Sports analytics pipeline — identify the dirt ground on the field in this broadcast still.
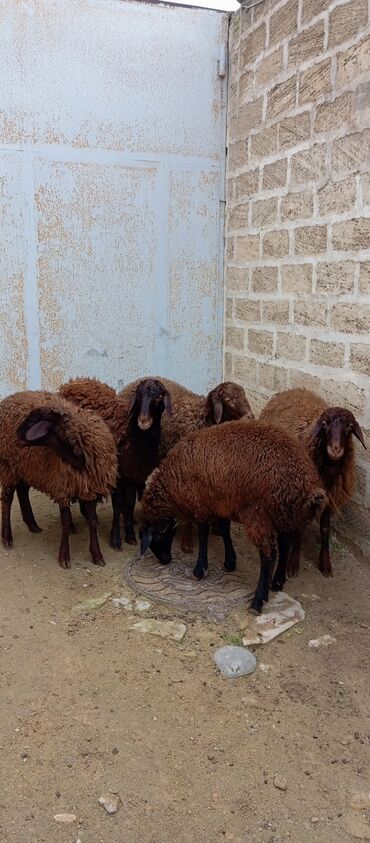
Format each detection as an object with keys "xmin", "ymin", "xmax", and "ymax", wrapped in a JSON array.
[{"xmin": 0, "ymin": 492, "xmax": 369, "ymax": 843}]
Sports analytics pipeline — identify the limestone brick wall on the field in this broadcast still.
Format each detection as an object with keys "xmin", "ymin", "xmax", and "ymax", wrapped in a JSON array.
[{"xmin": 225, "ymin": 0, "xmax": 370, "ymax": 554}]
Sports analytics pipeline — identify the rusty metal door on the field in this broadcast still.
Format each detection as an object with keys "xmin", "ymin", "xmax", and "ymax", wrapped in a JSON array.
[{"xmin": 0, "ymin": 0, "xmax": 228, "ymax": 396}]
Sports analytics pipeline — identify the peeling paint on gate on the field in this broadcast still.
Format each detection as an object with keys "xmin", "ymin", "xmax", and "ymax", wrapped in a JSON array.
[{"xmin": 0, "ymin": 0, "xmax": 228, "ymax": 394}]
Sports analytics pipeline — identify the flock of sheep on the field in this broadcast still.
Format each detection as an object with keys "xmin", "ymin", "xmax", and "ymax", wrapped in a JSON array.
[{"xmin": 0, "ymin": 375, "xmax": 365, "ymax": 613}]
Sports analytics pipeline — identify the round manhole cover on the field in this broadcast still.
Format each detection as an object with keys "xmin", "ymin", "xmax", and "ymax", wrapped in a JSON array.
[{"xmin": 123, "ymin": 536, "xmax": 255, "ymax": 619}]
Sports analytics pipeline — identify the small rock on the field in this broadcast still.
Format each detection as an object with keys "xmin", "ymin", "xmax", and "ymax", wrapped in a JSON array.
[
  {"xmin": 311, "ymin": 817, "xmax": 320, "ymax": 824},
  {"xmin": 207, "ymin": 754, "xmax": 216, "ymax": 762},
  {"xmin": 73, "ymin": 593, "xmax": 111, "ymax": 612},
  {"xmin": 21, "ymin": 751, "xmax": 28, "ymax": 759},
  {"xmin": 308, "ymin": 634, "xmax": 337, "ymax": 648},
  {"xmin": 112, "ymin": 596, "xmax": 132, "ymax": 610},
  {"xmin": 134, "ymin": 598, "xmax": 151, "ymax": 612},
  {"xmin": 214, "ymin": 646, "xmax": 257, "ymax": 678},
  {"xmin": 351, "ymin": 792, "xmax": 370, "ymax": 811},
  {"xmin": 129, "ymin": 619, "xmax": 186, "ymax": 642},
  {"xmin": 273, "ymin": 774, "xmax": 287, "ymax": 791},
  {"xmin": 112, "ymin": 746, "xmax": 119, "ymax": 755},
  {"xmin": 54, "ymin": 813, "xmax": 77, "ymax": 824},
  {"xmin": 98, "ymin": 793, "xmax": 120, "ymax": 814}
]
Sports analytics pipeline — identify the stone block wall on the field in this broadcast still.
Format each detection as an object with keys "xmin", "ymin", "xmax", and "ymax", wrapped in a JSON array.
[{"xmin": 225, "ymin": 0, "xmax": 370, "ymax": 555}]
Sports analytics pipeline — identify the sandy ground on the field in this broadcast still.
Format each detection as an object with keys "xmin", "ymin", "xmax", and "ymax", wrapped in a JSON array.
[{"xmin": 0, "ymin": 491, "xmax": 369, "ymax": 843}]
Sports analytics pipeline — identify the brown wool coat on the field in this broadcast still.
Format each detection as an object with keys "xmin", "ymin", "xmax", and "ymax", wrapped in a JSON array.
[
  {"xmin": 141, "ymin": 420, "xmax": 326, "ymax": 541},
  {"xmin": 0, "ymin": 391, "xmax": 117, "ymax": 507},
  {"xmin": 259, "ymin": 388, "xmax": 356, "ymax": 511}
]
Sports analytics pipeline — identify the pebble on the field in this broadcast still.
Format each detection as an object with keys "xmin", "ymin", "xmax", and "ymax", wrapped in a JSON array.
[
  {"xmin": 311, "ymin": 817, "xmax": 320, "ymax": 824},
  {"xmin": 98, "ymin": 793, "xmax": 120, "ymax": 814},
  {"xmin": 351, "ymin": 792, "xmax": 370, "ymax": 810},
  {"xmin": 54, "ymin": 813, "xmax": 77, "ymax": 824},
  {"xmin": 112, "ymin": 746, "xmax": 119, "ymax": 755},
  {"xmin": 308, "ymin": 634, "xmax": 337, "ymax": 648},
  {"xmin": 21, "ymin": 751, "xmax": 28, "ymax": 759},
  {"xmin": 273, "ymin": 774, "xmax": 287, "ymax": 791}
]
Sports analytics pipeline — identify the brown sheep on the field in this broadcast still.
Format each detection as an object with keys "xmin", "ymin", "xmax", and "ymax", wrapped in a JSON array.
[
  {"xmin": 59, "ymin": 377, "xmax": 172, "ymax": 548},
  {"xmin": 139, "ymin": 420, "xmax": 327, "ymax": 613},
  {"xmin": 0, "ymin": 391, "xmax": 117, "ymax": 568},
  {"xmin": 119, "ymin": 376, "xmax": 254, "ymax": 551},
  {"xmin": 259, "ymin": 388, "xmax": 366, "ymax": 577}
]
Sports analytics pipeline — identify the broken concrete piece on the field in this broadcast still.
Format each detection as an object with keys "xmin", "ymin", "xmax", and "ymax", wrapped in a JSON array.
[
  {"xmin": 98, "ymin": 793, "xmax": 119, "ymax": 814},
  {"xmin": 73, "ymin": 593, "xmax": 111, "ymax": 612},
  {"xmin": 54, "ymin": 813, "xmax": 77, "ymax": 824},
  {"xmin": 214, "ymin": 645, "xmax": 256, "ymax": 678},
  {"xmin": 112, "ymin": 596, "xmax": 132, "ymax": 610},
  {"xmin": 242, "ymin": 592, "xmax": 305, "ymax": 645},
  {"xmin": 129, "ymin": 618, "xmax": 186, "ymax": 642},
  {"xmin": 308, "ymin": 634, "xmax": 337, "ymax": 648}
]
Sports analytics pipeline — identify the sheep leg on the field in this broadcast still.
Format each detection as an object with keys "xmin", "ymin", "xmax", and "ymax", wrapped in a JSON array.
[
  {"xmin": 84, "ymin": 500, "xmax": 105, "ymax": 566},
  {"xmin": 1, "ymin": 485, "xmax": 15, "ymax": 548},
  {"xmin": 110, "ymin": 489, "xmax": 122, "ymax": 550},
  {"xmin": 79, "ymin": 499, "xmax": 99, "ymax": 525},
  {"xmin": 319, "ymin": 506, "xmax": 333, "ymax": 577},
  {"xmin": 217, "ymin": 518, "xmax": 237, "ymax": 572},
  {"xmin": 58, "ymin": 506, "xmax": 72, "ymax": 569},
  {"xmin": 122, "ymin": 480, "xmax": 137, "ymax": 545},
  {"xmin": 287, "ymin": 530, "xmax": 302, "ymax": 577},
  {"xmin": 16, "ymin": 482, "xmax": 42, "ymax": 533},
  {"xmin": 251, "ymin": 539, "xmax": 277, "ymax": 614},
  {"xmin": 271, "ymin": 532, "xmax": 291, "ymax": 591},
  {"xmin": 193, "ymin": 522, "xmax": 210, "ymax": 579},
  {"xmin": 181, "ymin": 520, "xmax": 193, "ymax": 554}
]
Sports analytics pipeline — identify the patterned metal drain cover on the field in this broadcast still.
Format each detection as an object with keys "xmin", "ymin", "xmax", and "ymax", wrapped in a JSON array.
[{"xmin": 123, "ymin": 536, "xmax": 256, "ymax": 618}]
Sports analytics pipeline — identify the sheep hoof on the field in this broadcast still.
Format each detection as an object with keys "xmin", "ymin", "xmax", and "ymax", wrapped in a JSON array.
[
  {"xmin": 319, "ymin": 565, "xmax": 333, "ymax": 578},
  {"xmin": 2, "ymin": 536, "xmax": 13, "ymax": 549},
  {"xmin": 110, "ymin": 535, "xmax": 122, "ymax": 551},
  {"xmin": 250, "ymin": 597, "xmax": 263, "ymax": 614},
  {"xmin": 125, "ymin": 535, "xmax": 137, "ymax": 546},
  {"xmin": 224, "ymin": 559, "xmax": 236, "ymax": 572},
  {"xmin": 29, "ymin": 524, "xmax": 42, "ymax": 534},
  {"xmin": 93, "ymin": 557, "xmax": 106, "ymax": 567},
  {"xmin": 58, "ymin": 556, "xmax": 71, "ymax": 569},
  {"xmin": 271, "ymin": 577, "xmax": 285, "ymax": 592},
  {"xmin": 193, "ymin": 565, "xmax": 205, "ymax": 580}
]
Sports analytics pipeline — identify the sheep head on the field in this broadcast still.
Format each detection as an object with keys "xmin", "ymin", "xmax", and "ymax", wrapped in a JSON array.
[
  {"xmin": 310, "ymin": 407, "xmax": 366, "ymax": 461},
  {"xmin": 17, "ymin": 407, "xmax": 86, "ymax": 470},
  {"xmin": 204, "ymin": 381, "xmax": 254, "ymax": 425},
  {"xmin": 128, "ymin": 378, "xmax": 172, "ymax": 431},
  {"xmin": 140, "ymin": 516, "xmax": 177, "ymax": 564}
]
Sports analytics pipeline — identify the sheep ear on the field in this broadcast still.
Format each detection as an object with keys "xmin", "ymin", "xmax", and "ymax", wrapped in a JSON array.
[
  {"xmin": 163, "ymin": 391, "xmax": 172, "ymax": 416},
  {"xmin": 311, "ymin": 417, "xmax": 323, "ymax": 440},
  {"xmin": 127, "ymin": 392, "xmax": 138, "ymax": 421},
  {"xmin": 17, "ymin": 409, "xmax": 62, "ymax": 444},
  {"xmin": 352, "ymin": 420, "xmax": 366, "ymax": 449},
  {"xmin": 140, "ymin": 526, "xmax": 153, "ymax": 555},
  {"xmin": 212, "ymin": 397, "xmax": 223, "ymax": 424}
]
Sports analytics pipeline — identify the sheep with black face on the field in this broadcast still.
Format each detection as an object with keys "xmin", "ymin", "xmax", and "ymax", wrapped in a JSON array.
[
  {"xmin": 59, "ymin": 376, "xmax": 172, "ymax": 548},
  {"xmin": 259, "ymin": 388, "xmax": 366, "ymax": 577},
  {"xmin": 119, "ymin": 376, "xmax": 254, "ymax": 552}
]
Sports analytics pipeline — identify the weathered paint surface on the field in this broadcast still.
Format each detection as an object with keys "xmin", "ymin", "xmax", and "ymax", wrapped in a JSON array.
[{"xmin": 0, "ymin": 0, "xmax": 228, "ymax": 395}]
